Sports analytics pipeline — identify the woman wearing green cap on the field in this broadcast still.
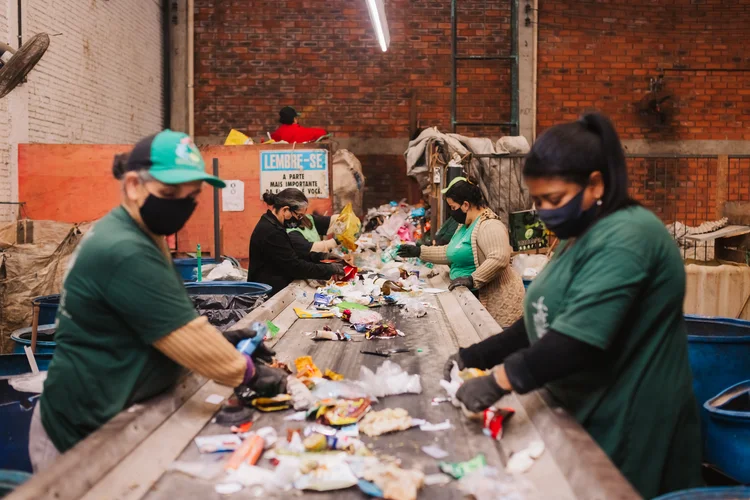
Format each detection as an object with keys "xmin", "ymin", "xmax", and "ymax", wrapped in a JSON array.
[
  {"xmin": 398, "ymin": 176, "xmax": 525, "ymax": 327},
  {"xmin": 28, "ymin": 131, "xmax": 288, "ymax": 472}
]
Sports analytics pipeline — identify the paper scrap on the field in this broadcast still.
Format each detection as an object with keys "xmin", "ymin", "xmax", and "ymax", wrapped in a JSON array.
[
  {"xmin": 284, "ymin": 411, "xmax": 308, "ymax": 421},
  {"xmin": 424, "ymin": 473, "xmax": 453, "ymax": 486},
  {"xmin": 215, "ymin": 482, "xmax": 243, "ymax": 495},
  {"xmin": 421, "ymin": 288, "xmax": 448, "ymax": 294},
  {"xmin": 420, "ymin": 419, "xmax": 453, "ymax": 432},
  {"xmin": 422, "ymin": 445, "xmax": 449, "ymax": 459},
  {"xmin": 205, "ymin": 394, "xmax": 225, "ymax": 405},
  {"xmin": 194, "ymin": 434, "xmax": 242, "ymax": 453}
]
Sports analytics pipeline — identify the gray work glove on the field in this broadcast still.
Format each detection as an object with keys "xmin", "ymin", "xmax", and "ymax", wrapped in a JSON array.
[
  {"xmin": 456, "ymin": 374, "xmax": 509, "ymax": 413},
  {"xmin": 223, "ymin": 326, "xmax": 276, "ymax": 363},
  {"xmin": 249, "ymin": 361, "xmax": 289, "ymax": 397},
  {"xmin": 397, "ymin": 244, "xmax": 421, "ymax": 259},
  {"xmin": 443, "ymin": 351, "xmax": 465, "ymax": 381},
  {"xmin": 449, "ymin": 275, "xmax": 474, "ymax": 291},
  {"xmin": 329, "ymin": 262, "xmax": 347, "ymax": 277}
]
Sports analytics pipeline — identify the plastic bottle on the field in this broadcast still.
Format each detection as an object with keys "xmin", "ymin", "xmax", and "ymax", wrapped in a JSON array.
[{"xmin": 236, "ymin": 322, "xmax": 268, "ymax": 356}]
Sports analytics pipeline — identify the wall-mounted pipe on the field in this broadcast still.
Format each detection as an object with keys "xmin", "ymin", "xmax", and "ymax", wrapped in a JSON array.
[
  {"xmin": 161, "ymin": 0, "xmax": 172, "ymax": 130},
  {"xmin": 531, "ymin": 0, "xmax": 538, "ymax": 141},
  {"xmin": 187, "ymin": 0, "xmax": 195, "ymax": 138},
  {"xmin": 17, "ymin": 0, "xmax": 22, "ymax": 47}
]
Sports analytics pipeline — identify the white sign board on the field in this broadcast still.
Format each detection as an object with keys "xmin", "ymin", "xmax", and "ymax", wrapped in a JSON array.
[
  {"xmin": 259, "ymin": 150, "xmax": 329, "ymax": 199},
  {"xmin": 222, "ymin": 180, "xmax": 245, "ymax": 212}
]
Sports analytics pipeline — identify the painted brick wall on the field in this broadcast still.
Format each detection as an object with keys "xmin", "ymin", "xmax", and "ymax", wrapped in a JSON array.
[
  {"xmin": 536, "ymin": 0, "xmax": 750, "ymax": 140},
  {"xmin": 24, "ymin": 0, "xmax": 164, "ymax": 143},
  {"xmin": 0, "ymin": 2, "xmax": 11, "ymax": 219},
  {"xmin": 0, "ymin": 0, "xmax": 164, "ymax": 222},
  {"xmin": 193, "ymin": 0, "xmax": 513, "ymax": 140}
]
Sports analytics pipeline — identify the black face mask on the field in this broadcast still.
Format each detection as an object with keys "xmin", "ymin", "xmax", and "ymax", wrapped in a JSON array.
[
  {"xmin": 537, "ymin": 189, "xmax": 598, "ymax": 240},
  {"xmin": 140, "ymin": 194, "xmax": 197, "ymax": 235},
  {"xmin": 284, "ymin": 216, "xmax": 300, "ymax": 229},
  {"xmin": 450, "ymin": 206, "xmax": 468, "ymax": 225}
]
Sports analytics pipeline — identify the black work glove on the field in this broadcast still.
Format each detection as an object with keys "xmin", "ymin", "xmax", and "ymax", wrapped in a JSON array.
[
  {"xmin": 329, "ymin": 262, "xmax": 347, "ymax": 277},
  {"xmin": 223, "ymin": 326, "xmax": 276, "ymax": 363},
  {"xmin": 449, "ymin": 275, "xmax": 474, "ymax": 291},
  {"xmin": 443, "ymin": 351, "xmax": 466, "ymax": 381},
  {"xmin": 248, "ymin": 362, "xmax": 289, "ymax": 397},
  {"xmin": 397, "ymin": 244, "xmax": 421, "ymax": 259},
  {"xmin": 456, "ymin": 373, "xmax": 509, "ymax": 413}
]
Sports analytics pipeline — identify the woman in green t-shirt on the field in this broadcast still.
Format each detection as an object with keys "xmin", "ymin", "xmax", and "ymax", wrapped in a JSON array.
[
  {"xmin": 398, "ymin": 177, "xmax": 525, "ymax": 327},
  {"xmin": 446, "ymin": 113, "xmax": 703, "ymax": 498}
]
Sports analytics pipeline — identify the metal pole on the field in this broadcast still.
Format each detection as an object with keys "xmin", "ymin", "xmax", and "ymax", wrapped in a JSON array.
[
  {"xmin": 212, "ymin": 158, "xmax": 221, "ymax": 260},
  {"xmin": 510, "ymin": 0, "xmax": 519, "ymax": 136},
  {"xmin": 451, "ymin": 0, "xmax": 457, "ymax": 133},
  {"xmin": 16, "ymin": 0, "xmax": 22, "ymax": 47}
]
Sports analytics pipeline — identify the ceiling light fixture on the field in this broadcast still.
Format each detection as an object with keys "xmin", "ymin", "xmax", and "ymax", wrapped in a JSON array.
[{"xmin": 365, "ymin": 0, "xmax": 390, "ymax": 52}]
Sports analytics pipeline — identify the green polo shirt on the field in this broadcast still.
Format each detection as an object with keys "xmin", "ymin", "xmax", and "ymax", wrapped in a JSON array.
[
  {"xmin": 524, "ymin": 205, "xmax": 702, "ymax": 498},
  {"xmin": 40, "ymin": 207, "xmax": 198, "ymax": 452}
]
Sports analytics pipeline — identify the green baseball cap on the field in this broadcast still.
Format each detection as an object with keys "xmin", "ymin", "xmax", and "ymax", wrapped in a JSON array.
[
  {"xmin": 441, "ymin": 176, "xmax": 467, "ymax": 194},
  {"xmin": 127, "ymin": 130, "xmax": 226, "ymax": 188}
]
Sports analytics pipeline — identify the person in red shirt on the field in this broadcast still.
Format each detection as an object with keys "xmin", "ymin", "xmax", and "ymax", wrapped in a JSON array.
[{"xmin": 270, "ymin": 106, "xmax": 328, "ymax": 143}]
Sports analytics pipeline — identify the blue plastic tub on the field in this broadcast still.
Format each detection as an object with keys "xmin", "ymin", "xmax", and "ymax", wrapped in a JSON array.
[
  {"xmin": 31, "ymin": 295, "xmax": 60, "ymax": 326},
  {"xmin": 0, "ymin": 354, "xmax": 53, "ymax": 376},
  {"xmin": 685, "ymin": 315, "xmax": 750, "ymax": 409},
  {"xmin": 0, "ymin": 469, "xmax": 32, "ymax": 498},
  {"xmin": 9, "ymin": 325, "xmax": 56, "ymax": 355},
  {"xmin": 173, "ymin": 258, "xmax": 217, "ymax": 282},
  {"xmin": 0, "ymin": 353, "xmax": 48, "ymax": 473},
  {"xmin": 703, "ymin": 380, "xmax": 750, "ymax": 483},
  {"xmin": 184, "ymin": 281, "xmax": 271, "ymax": 296},
  {"xmin": 653, "ymin": 487, "xmax": 750, "ymax": 499}
]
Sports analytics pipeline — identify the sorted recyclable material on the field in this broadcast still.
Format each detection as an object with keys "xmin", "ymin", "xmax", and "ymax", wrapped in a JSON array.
[
  {"xmin": 313, "ymin": 293, "xmax": 335, "ymax": 308},
  {"xmin": 194, "ymin": 434, "xmax": 243, "ymax": 453},
  {"xmin": 312, "ymin": 398, "xmax": 372, "ymax": 426},
  {"xmin": 358, "ymin": 360, "xmax": 422, "ymax": 397},
  {"xmin": 422, "ymin": 445, "xmax": 449, "ymax": 459},
  {"xmin": 439, "ymin": 454, "xmax": 487, "ymax": 480},
  {"xmin": 225, "ymin": 434, "xmax": 266, "ymax": 470},
  {"xmin": 459, "ymin": 465, "xmax": 538, "ymax": 500},
  {"xmin": 206, "ymin": 259, "xmax": 247, "ymax": 281},
  {"xmin": 362, "ymin": 462, "xmax": 425, "ymax": 500},
  {"xmin": 505, "ymin": 440, "xmax": 545, "ymax": 474},
  {"xmin": 251, "ymin": 394, "xmax": 292, "ymax": 412},
  {"xmin": 295, "ymin": 356, "xmax": 323, "ymax": 378},
  {"xmin": 306, "ymin": 327, "xmax": 350, "ymax": 341},
  {"xmin": 294, "ymin": 457, "xmax": 359, "ymax": 491},
  {"xmin": 295, "ymin": 308, "xmax": 336, "ymax": 319},
  {"xmin": 483, "ymin": 407, "xmax": 515, "ymax": 440},
  {"xmin": 288, "ymin": 376, "xmax": 317, "ymax": 410},
  {"xmin": 360, "ymin": 408, "xmax": 413, "ymax": 437},
  {"xmin": 331, "ymin": 203, "xmax": 362, "ymax": 251}
]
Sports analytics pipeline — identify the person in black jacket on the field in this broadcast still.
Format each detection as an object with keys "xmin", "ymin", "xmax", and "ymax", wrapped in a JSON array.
[{"xmin": 249, "ymin": 189, "xmax": 345, "ymax": 296}]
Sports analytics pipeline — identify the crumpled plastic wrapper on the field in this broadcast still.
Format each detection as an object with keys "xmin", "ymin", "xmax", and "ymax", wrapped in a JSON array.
[
  {"xmin": 363, "ymin": 462, "xmax": 425, "ymax": 500},
  {"xmin": 458, "ymin": 465, "xmax": 538, "ymax": 500},
  {"xmin": 359, "ymin": 408, "xmax": 414, "ymax": 437},
  {"xmin": 287, "ymin": 376, "xmax": 316, "ymax": 410},
  {"xmin": 358, "ymin": 360, "xmax": 421, "ymax": 398}
]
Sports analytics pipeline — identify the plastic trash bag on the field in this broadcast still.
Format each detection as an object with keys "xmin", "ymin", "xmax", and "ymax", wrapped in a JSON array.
[
  {"xmin": 206, "ymin": 259, "xmax": 246, "ymax": 281},
  {"xmin": 358, "ymin": 360, "xmax": 421, "ymax": 398},
  {"xmin": 189, "ymin": 293, "xmax": 267, "ymax": 332},
  {"xmin": 458, "ymin": 466, "xmax": 538, "ymax": 500},
  {"xmin": 331, "ymin": 203, "xmax": 361, "ymax": 251},
  {"xmin": 310, "ymin": 379, "xmax": 376, "ymax": 401}
]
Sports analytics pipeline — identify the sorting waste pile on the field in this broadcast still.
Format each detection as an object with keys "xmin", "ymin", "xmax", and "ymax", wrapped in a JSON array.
[{"xmin": 158, "ymin": 203, "xmax": 549, "ymax": 500}]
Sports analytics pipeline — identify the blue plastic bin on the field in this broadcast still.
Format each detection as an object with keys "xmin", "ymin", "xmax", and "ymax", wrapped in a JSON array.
[
  {"xmin": 173, "ymin": 258, "xmax": 217, "ymax": 282},
  {"xmin": 31, "ymin": 295, "xmax": 60, "ymax": 326},
  {"xmin": 0, "ymin": 353, "xmax": 48, "ymax": 473},
  {"xmin": 523, "ymin": 278, "xmax": 532, "ymax": 290},
  {"xmin": 653, "ymin": 487, "xmax": 750, "ymax": 499},
  {"xmin": 703, "ymin": 380, "xmax": 750, "ymax": 484},
  {"xmin": 685, "ymin": 315, "xmax": 750, "ymax": 409},
  {"xmin": 0, "ymin": 469, "xmax": 32, "ymax": 498},
  {"xmin": 184, "ymin": 281, "xmax": 271, "ymax": 296},
  {"xmin": 10, "ymin": 325, "xmax": 56, "ymax": 355},
  {"xmin": 0, "ymin": 354, "xmax": 53, "ymax": 376}
]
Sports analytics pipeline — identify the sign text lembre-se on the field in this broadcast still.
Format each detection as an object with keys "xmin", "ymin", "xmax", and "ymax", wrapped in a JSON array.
[{"xmin": 259, "ymin": 150, "xmax": 329, "ymax": 199}]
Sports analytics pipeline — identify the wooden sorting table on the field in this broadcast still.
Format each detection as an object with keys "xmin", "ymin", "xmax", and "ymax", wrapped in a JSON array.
[{"xmin": 10, "ymin": 271, "xmax": 641, "ymax": 500}]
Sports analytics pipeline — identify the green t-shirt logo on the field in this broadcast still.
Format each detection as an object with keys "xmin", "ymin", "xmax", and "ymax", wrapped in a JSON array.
[{"xmin": 531, "ymin": 296, "xmax": 549, "ymax": 338}]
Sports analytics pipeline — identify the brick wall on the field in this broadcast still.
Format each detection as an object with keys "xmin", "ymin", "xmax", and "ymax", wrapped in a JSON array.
[
  {"xmin": 0, "ymin": 0, "xmax": 165, "ymax": 221},
  {"xmin": 0, "ymin": 2, "xmax": 11, "ymax": 220},
  {"xmin": 194, "ymin": 0, "xmax": 513, "ymax": 141},
  {"xmin": 536, "ymin": 0, "xmax": 750, "ymax": 140}
]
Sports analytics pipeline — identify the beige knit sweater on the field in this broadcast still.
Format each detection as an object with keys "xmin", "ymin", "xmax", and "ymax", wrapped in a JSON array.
[{"xmin": 420, "ymin": 209, "xmax": 525, "ymax": 327}]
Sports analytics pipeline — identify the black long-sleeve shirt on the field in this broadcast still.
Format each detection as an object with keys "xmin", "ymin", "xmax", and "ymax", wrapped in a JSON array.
[{"xmin": 248, "ymin": 211, "xmax": 336, "ymax": 296}]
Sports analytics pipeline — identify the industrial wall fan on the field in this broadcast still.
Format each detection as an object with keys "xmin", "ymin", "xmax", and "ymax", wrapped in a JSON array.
[{"xmin": 0, "ymin": 33, "xmax": 49, "ymax": 99}]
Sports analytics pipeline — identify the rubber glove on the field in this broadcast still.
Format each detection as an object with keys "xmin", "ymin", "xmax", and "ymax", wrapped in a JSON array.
[
  {"xmin": 449, "ymin": 275, "xmax": 474, "ymax": 291},
  {"xmin": 397, "ymin": 244, "xmax": 421, "ymax": 258},
  {"xmin": 456, "ymin": 373, "xmax": 509, "ymax": 413},
  {"xmin": 443, "ymin": 352, "xmax": 465, "ymax": 381}
]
